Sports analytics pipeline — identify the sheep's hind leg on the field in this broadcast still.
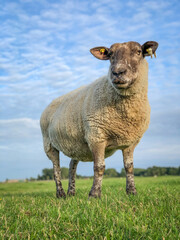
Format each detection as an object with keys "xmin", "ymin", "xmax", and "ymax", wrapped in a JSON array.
[
  {"xmin": 67, "ymin": 159, "xmax": 79, "ymax": 196},
  {"xmin": 122, "ymin": 145, "xmax": 137, "ymax": 195},
  {"xmin": 46, "ymin": 145, "xmax": 66, "ymax": 198}
]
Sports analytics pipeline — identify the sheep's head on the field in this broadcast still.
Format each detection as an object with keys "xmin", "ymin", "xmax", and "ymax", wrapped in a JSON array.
[{"xmin": 90, "ymin": 41, "xmax": 158, "ymax": 90}]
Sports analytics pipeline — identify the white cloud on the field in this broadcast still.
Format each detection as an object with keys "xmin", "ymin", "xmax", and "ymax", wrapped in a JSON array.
[{"xmin": 0, "ymin": 118, "xmax": 40, "ymax": 142}]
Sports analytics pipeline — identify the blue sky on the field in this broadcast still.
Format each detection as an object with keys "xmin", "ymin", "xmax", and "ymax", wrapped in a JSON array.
[{"xmin": 0, "ymin": 0, "xmax": 180, "ymax": 181}]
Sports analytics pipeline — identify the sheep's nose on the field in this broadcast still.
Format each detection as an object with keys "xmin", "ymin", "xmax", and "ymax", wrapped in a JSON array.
[{"xmin": 112, "ymin": 68, "xmax": 127, "ymax": 76}]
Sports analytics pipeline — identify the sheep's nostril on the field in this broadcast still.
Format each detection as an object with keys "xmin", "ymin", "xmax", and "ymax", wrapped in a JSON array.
[
  {"xmin": 112, "ymin": 69, "xmax": 126, "ymax": 76},
  {"xmin": 112, "ymin": 71, "xmax": 118, "ymax": 76}
]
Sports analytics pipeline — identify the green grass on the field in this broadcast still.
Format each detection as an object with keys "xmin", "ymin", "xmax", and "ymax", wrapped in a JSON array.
[{"xmin": 0, "ymin": 176, "xmax": 179, "ymax": 239}]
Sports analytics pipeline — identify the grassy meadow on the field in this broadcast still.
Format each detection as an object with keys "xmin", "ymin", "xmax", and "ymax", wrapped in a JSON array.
[{"xmin": 0, "ymin": 176, "xmax": 179, "ymax": 239}]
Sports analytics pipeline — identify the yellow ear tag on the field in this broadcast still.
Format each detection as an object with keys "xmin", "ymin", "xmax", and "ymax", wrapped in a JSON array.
[
  {"xmin": 146, "ymin": 48, "xmax": 153, "ymax": 58},
  {"xmin": 100, "ymin": 48, "xmax": 105, "ymax": 54}
]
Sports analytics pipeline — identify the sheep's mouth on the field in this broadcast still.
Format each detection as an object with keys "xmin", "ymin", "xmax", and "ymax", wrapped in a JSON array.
[{"xmin": 112, "ymin": 78, "xmax": 129, "ymax": 89}]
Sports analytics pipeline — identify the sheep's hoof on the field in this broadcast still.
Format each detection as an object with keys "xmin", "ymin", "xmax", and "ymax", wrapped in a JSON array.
[
  {"xmin": 56, "ymin": 189, "xmax": 66, "ymax": 199},
  {"xmin": 126, "ymin": 188, "xmax": 137, "ymax": 195},
  {"xmin": 88, "ymin": 190, "xmax": 101, "ymax": 199}
]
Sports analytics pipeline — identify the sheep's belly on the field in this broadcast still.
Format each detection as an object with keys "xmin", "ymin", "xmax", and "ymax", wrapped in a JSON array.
[
  {"xmin": 60, "ymin": 141, "xmax": 93, "ymax": 162},
  {"xmin": 49, "ymin": 126, "xmax": 119, "ymax": 162},
  {"xmin": 50, "ymin": 136, "xmax": 120, "ymax": 162},
  {"xmin": 56, "ymin": 142, "xmax": 118, "ymax": 162}
]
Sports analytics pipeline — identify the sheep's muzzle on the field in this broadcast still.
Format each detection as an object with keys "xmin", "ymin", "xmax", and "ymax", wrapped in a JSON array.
[{"xmin": 112, "ymin": 79, "xmax": 129, "ymax": 89}]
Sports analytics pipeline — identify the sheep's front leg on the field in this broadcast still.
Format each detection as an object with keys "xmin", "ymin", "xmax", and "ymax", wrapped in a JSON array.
[
  {"xmin": 122, "ymin": 145, "xmax": 137, "ymax": 195},
  {"xmin": 89, "ymin": 143, "xmax": 106, "ymax": 198},
  {"xmin": 67, "ymin": 159, "xmax": 79, "ymax": 196}
]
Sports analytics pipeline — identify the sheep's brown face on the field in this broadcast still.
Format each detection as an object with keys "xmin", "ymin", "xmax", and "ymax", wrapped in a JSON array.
[
  {"xmin": 90, "ymin": 41, "xmax": 158, "ymax": 90},
  {"xmin": 109, "ymin": 42, "xmax": 143, "ymax": 89}
]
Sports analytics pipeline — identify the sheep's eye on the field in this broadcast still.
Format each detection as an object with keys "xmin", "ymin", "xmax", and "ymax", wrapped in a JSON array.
[{"xmin": 137, "ymin": 50, "xmax": 141, "ymax": 55}]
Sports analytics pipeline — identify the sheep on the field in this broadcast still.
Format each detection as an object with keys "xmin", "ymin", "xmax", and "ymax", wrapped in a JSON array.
[{"xmin": 40, "ymin": 41, "xmax": 158, "ymax": 198}]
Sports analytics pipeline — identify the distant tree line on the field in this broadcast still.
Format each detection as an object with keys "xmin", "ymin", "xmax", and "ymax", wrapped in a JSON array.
[
  {"xmin": 119, "ymin": 166, "xmax": 180, "ymax": 177},
  {"xmin": 37, "ymin": 168, "xmax": 69, "ymax": 180},
  {"xmin": 29, "ymin": 166, "xmax": 180, "ymax": 181}
]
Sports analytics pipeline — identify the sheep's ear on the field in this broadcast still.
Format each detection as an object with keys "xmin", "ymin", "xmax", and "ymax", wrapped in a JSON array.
[
  {"xmin": 142, "ymin": 41, "xmax": 158, "ymax": 58},
  {"xmin": 90, "ymin": 47, "xmax": 110, "ymax": 60}
]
